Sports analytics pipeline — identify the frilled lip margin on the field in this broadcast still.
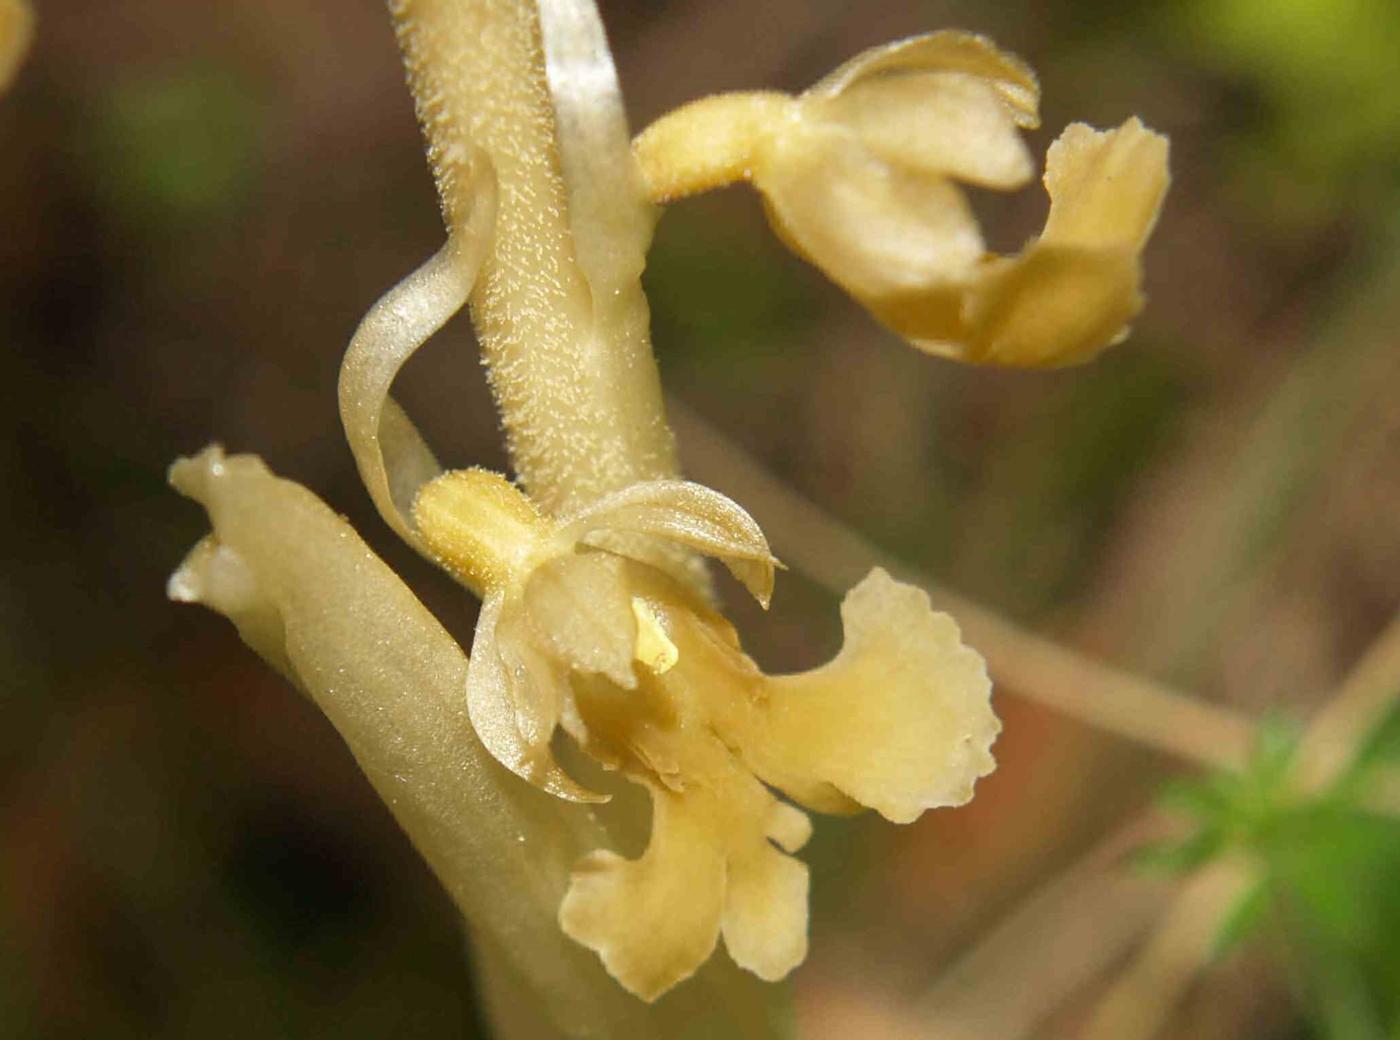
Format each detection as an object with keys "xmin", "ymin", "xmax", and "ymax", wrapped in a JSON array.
[{"xmin": 169, "ymin": 446, "xmax": 999, "ymax": 1003}]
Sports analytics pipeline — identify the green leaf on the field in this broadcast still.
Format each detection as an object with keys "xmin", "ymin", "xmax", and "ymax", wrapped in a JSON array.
[{"xmin": 1209, "ymin": 878, "xmax": 1269, "ymax": 959}]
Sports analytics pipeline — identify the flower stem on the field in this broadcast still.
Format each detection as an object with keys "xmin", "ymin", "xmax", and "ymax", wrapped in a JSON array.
[{"xmin": 388, "ymin": 0, "xmax": 679, "ymax": 517}]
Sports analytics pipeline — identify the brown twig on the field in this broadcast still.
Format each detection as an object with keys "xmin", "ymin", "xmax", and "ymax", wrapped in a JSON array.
[{"xmin": 914, "ymin": 814, "xmax": 1175, "ymax": 1040}]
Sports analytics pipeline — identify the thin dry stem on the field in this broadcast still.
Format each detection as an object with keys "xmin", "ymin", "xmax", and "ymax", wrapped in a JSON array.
[
  {"xmin": 1079, "ymin": 857, "xmax": 1255, "ymax": 1040},
  {"xmin": 915, "ymin": 814, "xmax": 1173, "ymax": 1040},
  {"xmin": 1297, "ymin": 612, "xmax": 1400, "ymax": 790}
]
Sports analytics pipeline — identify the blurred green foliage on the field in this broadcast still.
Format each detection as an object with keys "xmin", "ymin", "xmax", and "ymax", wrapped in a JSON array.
[
  {"xmin": 1145, "ymin": 707, "xmax": 1400, "ymax": 1036},
  {"xmin": 1175, "ymin": 0, "xmax": 1400, "ymax": 221},
  {"xmin": 90, "ymin": 66, "xmax": 262, "ymax": 231}
]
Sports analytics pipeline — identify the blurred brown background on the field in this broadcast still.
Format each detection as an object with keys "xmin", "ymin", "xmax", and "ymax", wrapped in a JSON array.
[{"xmin": 3, "ymin": 1, "xmax": 1398, "ymax": 1037}]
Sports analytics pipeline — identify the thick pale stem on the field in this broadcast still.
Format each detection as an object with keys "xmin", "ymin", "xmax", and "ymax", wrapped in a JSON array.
[{"xmin": 388, "ymin": 0, "xmax": 679, "ymax": 516}]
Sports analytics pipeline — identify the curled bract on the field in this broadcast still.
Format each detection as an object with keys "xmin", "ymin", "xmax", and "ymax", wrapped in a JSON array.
[
  {"xmin": 633, "ymin": 30, "xmax": 1170, "ymax": 368},
  {"xmin": 412, "ymin": 467, "xmax": 999, "ymax": 999}
]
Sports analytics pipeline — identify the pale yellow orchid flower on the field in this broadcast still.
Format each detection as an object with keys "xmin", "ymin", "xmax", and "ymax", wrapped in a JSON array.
[
  {"xmin": 166, "ymin": 0, "xmax": 1165, "ymax": 1020},
  {"xmin": 410, "ymin": 467, "xmax": 997, "ymax": 998},
  {"xmin": 635, "ymin": 31, "xmax": 1171, "ymax": 368}
]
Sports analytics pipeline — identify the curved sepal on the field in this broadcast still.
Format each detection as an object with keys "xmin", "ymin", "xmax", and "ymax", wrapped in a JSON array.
[{"xmin": 563, "ymin": 480, "xmax": 780, "ymax": 607}]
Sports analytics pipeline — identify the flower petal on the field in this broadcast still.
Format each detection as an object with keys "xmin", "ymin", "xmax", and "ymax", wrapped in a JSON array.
[
  {"xmin": 468, "ymin": 591, "xmax": 607, "ymax": 803},
  {"xmin": 560, "ymin": 782, "xmax": 727, "ymax": 1002},
  {"xmin": 746, "ymin": 568, "xmax": 999, "ymax": 824},
  {"xmin": 960, "ymin": 118, "xmax": 1168, "ymax": 367},
  {"xmin": 721, "ymin": 837, "xmax": 809, "ymax": 983},
  {"xmin": 1039, "ymin": 117, "xmax": 1170, "ymax": 254},
  {"xmin": 563, "ymin": 479, "xmax": 780, "ymax": 607},
  {"xmin": 898, "ymin": 118, "xmax": 1170, "ymax": 367},
  {"xmin": 956, "ymin": 245, "xmax": 1141, "ymax": 367},
  {"xmin": 524, "ymin": 551, "xmax": 639, "ymax": 688},
  {"xmin": 809, "ymin": 71, "xmax": 1034, "ymax": 189},
  {"xmin": 809, "ymin": 30, "xmax": 1040, "ymax": 130},
  {"xmin": 757, "ymin": 121, "xmax": 985, "ymax": 300}
]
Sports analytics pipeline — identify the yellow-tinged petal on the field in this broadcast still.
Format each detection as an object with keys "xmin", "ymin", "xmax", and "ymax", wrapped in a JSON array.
[
  {"xmin": 954, "ymin": 245, "xmax": 1141, "ymax": 367},
  {"xmin": 1040, "ymin": 118, "xmax": 1170, "ymax": 253},
  {"xmin": 947, "ymin": 118, "xmax": 1169, "ymax": 367},
  {"xmin": 721, "ymin": 837, "xmax": 809, "ymax": 983},
  {"xmin": 560, "ymin": 782, "xmax": 728, "ymax": 1002},
  {"xmin": 808, "ymin": 31, "xmax": 1041, "ymax": 129},
  {"xmin": 559, "ymin": 749, "xmax": 811, "ymax": 1001},
  {"xmin": 757, "ymin": 121, "xmax": 985, "ymax": 300},
  {"xmin": 809, "ymin": 71, "xmax": 1034, "ymax": 189},
  {"xmin": 525, "ymin": 551, "xmax": 639, "ymax": 689},
  {"xmin": 563, "ymin": 478, "xmax": 780, "ymax": 607},
  {"xmin": 746, "ymin": 568, "xmax": 998, "ymax": 824}
]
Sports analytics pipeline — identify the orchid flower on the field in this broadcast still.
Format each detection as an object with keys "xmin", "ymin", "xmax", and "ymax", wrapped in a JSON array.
[
  {"xmin": 635, "ymin": 32, "xmax": 1170, "ymax": 368},
  {"xmin": 168, "ymin": 0, "xmax": 1166, "ymax": 1026}
]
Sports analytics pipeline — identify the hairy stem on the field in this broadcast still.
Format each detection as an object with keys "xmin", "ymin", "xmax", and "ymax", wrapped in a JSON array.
[{"xmin": 388, "ymin": 0, "xmax": 679, "ymax": 516}]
